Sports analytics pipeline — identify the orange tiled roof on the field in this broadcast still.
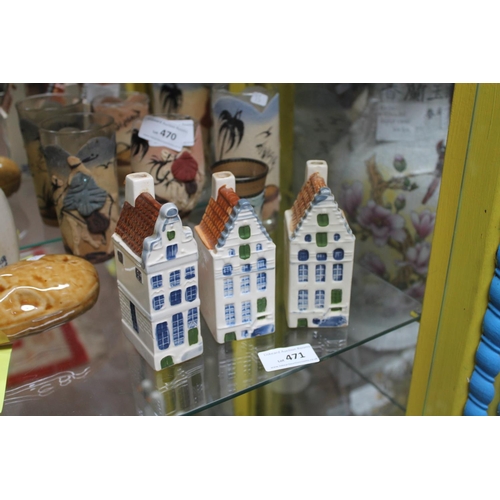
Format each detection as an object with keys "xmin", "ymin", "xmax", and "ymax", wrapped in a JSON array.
[
  {"xmin": 196, "ymin": 186, "xmax": 240, "ymax": 249},
  {"xmin": 290, "ymin": 172, "xmax": 328, "ymax": 233},
  {"xmin": 115, "ymin": 192, "xmax": 162, "ymax": 256}
]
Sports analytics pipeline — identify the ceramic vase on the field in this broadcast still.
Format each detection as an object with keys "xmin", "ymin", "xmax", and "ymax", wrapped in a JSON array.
[
  {"xmin": 129, "ymin": 114, "xmax": 206, "ymax": 217},
  {"xmin": 16, "ymin": 93, "xmax": 84, "ymax": 226},
  {"xmin": 39, "ymin": 112, "xmax": 119, "ymax": 264}
]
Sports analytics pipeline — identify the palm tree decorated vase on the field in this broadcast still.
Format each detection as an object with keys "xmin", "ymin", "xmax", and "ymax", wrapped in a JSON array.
[
  {"xmin": 39, "ymin": 112, "xmax": 120, "ymax": 264},
  {"xmin": 152, "ymin": 84, "xmax": 213, "ymax": 168},
  {"xmin": 212, "ymin": 85, "xmax": 280, "ymax": 226},
  {"xmin": 129, "ymin": 113, "xmax": 205, "ymax": 217}
]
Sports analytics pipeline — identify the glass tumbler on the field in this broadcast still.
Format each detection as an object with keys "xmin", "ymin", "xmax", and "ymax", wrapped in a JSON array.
[{"xmin": 39, "ymin": 112, "xmax": 119, "ymax": 264}]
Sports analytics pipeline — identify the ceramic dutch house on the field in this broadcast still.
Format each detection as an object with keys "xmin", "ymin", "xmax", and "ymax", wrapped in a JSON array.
[
  {"xmin": 284, "ymin": 160, "xmax": 355, "ymax": 328},
  {"xmin": 194, "ymin": 171, "xmax": 276, "ymax": 343},
  {"xmin": 112, "ymin": 172, "xmax": 203, "ymax": 370}
]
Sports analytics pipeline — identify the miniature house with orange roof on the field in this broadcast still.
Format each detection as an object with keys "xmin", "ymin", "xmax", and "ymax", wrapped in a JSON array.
[
  {"xmin": 194, "ymin": 171, "xmax": 276, "ymax": 343},
  {"xmin": 285, "ymin": 160, "xmax": 355, "ymax": 328},
  {"xmin": 112, "ymin": 172, "xmax": 203, "ymax": 370}
]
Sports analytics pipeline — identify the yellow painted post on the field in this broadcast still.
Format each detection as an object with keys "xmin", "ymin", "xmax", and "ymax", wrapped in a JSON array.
[{"xmin": 407, "ymin": 84, "xmax": 500, "ymax": 415}]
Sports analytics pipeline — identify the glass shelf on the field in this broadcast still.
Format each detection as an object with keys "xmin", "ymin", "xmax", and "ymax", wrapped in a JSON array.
[{"xmin": 2, "ymin": 238, "xmax": 420, "ymax": 416}]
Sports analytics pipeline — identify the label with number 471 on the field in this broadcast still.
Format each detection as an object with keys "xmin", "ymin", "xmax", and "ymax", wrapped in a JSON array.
[{"xmin": 258, "ymin": 344, "xmax": 319, "ymax": 372}]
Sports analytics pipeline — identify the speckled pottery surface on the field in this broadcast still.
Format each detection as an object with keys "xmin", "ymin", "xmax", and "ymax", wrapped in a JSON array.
[
  {"xmin": 39, "ymin": 112, "xmax": 119, "ymax": 264},
  {"xmin": 15, "ymin": 93, "xmax": 84, "ymax": 226},
  {"xmin": 129, "ymin": 114, "xmax": 205, "ymax": 217}
]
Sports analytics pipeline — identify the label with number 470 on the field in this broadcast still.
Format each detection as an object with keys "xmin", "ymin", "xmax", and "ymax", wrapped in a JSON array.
[
  {"xmin": 139, "ymin": 115, "xmax": 194, "ymax": 152},
  {"xmin": 258, "ymin": 344, "xmax": 319, "ymax": 372}
]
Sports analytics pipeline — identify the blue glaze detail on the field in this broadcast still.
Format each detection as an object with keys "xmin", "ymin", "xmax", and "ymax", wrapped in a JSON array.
[
  {"xmin": 464, "ymin": 245, "xmax": 500, "ymax": 416},
  {"xmin": 251, "ymin": 324, "xmax": 275, "ymax": 337},
  {"xmin": 312, "ymin": 316, "xmax": 347, "ymax": 327}
]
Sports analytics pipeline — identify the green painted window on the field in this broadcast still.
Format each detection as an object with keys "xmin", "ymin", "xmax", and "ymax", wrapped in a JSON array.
[
  {"xmin": 297, "ymin": 318, "xmax": 308, "ymax": 328},
  {"xmin": 330, "ymin": 307, "xmax": 342, "ymax": 312},
  {"xmin": 257, "ymin": 297, "xmax": 267, "ymax": 313},
  {"xmin": 316, "ymin": 233, "xmax": 327, "ymax": 247},
  {"xmin": 224, "ymin": 332, "xmax": 236, "ymax": 342},
  {"xmin": 167, "ymin": 231, "xmax": 175, "ymax": 241},
  {"xmin": 317, "ymin": 214, "xmax": 329, "ymax": 227},
  {"xmin": 188, "ymin": 328, "xmax": 199, "ymax": 345},
  {"xmin": 331, "ymin": 289, "xmax": 342, "ymax": 304},
  {"xmin": 239, "ymin": 225, "xmax": 251, "ymax": 239},
  {"xmin": 239, "ymin": 244, "xmax": 251, "ymax": 260},
  {"xmin": 161, "ymin": 356, "xmax": 174, "ymax": 369}
]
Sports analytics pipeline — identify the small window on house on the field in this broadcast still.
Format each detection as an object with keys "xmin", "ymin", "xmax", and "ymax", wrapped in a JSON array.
[
  {"xmin": 317, "ymin": 214, "xmax": 329, "ymax": 227},
  {"xmin": 333, "ymin": 264, "xmax": 343, "ymax": 281},
  {"xmin": 130, "ymin": 302, "xmax": 138, "ymax": 333},
  {"xmin": 169, "ymin": 270, "xmax": 180, "ymax": 287},
  {"xmin": 333, "ymin": 248, "xmax": 344, "ymax": 261},
  {"xmin": 172, "ymin": 313, "xmax": 184, "ymax": 346},
  {"xmin": 239, "ymin": 244, "xmax": 251, "ymax": 260},
  {"xmin": 334, "ymin": 233, "xmax": 341, "ymax": 241},
  {"xmin": 185, "ymin": 285, "xmax": 197, "ymax": 302},
  {"xmin": 316, "ymin": 253, "xmax": 327, "ymax": 261},
  {"xmin": 153, "ymin": 295, "xmax": 165, "ymax": 311},
  {"xmin": 135, "ymin": 268, "xmax": 142, "ymax": 283},
  {"xmin": 298, "ymin": 264, "xmax": 308, "ymax": 282},
  {"xmin": 223, "ymin": 264, "xmax": 233, "ymax": 276},
  {"xmin": 257, "ymin": 258, "xmax": 266, "ymax": 270},
  {"xmin": 170, "ymin": 290, "xmax": 182, "ymax": 306},
  {"xmin": 185, "ymin": 266, "xmax": 195, "ymax": 280},
  {"xmin": 315, "ymin": 290, "xmax": 325, "ymax": 308},
  {"xmin": 229, "ymin": 248, "xmax": 236, "ymax": 257},
  {"xmin": 242, "ymin": 301, "xmax": 251, "ymax": 323},
  {"xmin": 166, "ymin": 244, "xmax": 178, "ymax": 260},
  {"xmin": 242, "ymin": 263, "xmax": 252, "ymax": 272},
  {"xmin": 187, "ymin": 308, "xmax": 198, "ymax": 329},
  {"xmin": 316, "ymin": 233, "xmax": 327, "ymax": 247},
  {"xmin": 331, "ymin": 289, "xmax": 342, "ymax": 304},
  {"xmin": 298, "ymin": 290, "xmax": 308, "ymax": 311},
  {"xmin": 316, "ymin": 264, "xmax": 326, "ymax": 282},
  {"xmin": 305, "ymin": 235, "xmax": 312, "ymax": 242},
  {"xmin": 225, "ymin": 304, "xmax": 236, "ymax": 326},
  {"xmin": 257, "ymin": 272, "xmax": 267, "ymax": 291},
  {"xmin": 257, "ymin": 297, "xmax": 267, "ymax": 313},
  {"xmin": 156, "ymin": 322, "xmax": 170, "ymax": 350},
  {"xmin": 256, "ymin": 243, "xmax": 263, "ymax": 251},
  {"xmin": 117, "ymin": 251, "xmax": 123, "ymax": 264},
  {"xmin": 239, "ymin": 225, "xmax": 251, "ymax": 240},
  {"xmin": 151, "ymin": 274, "xmax": 163, "ymax": 289},
  {"xmin": 224, "ymin": 278, "xmax": 234, "ymax": 297},
  {"xmin": 241, "ymin": 276, "xmax": 250, "ymax": 294},
  {"xmin": 298, "ymin": 249, "xmax": 309, "ymax": 261},
  {"xmin": 167, "ymin": 231, "xmax": 175, "ymax": 241}
]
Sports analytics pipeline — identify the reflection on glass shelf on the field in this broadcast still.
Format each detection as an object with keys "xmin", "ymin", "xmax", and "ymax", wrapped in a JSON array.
[{"xmin": 3, "ymin": 236, "xmax": 421, "ymax": 416}]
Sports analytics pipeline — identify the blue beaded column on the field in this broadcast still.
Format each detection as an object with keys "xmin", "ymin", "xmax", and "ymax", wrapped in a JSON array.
[{"xmin": 464, "ymin": 246, "xmax": 500, "ymax": 415}]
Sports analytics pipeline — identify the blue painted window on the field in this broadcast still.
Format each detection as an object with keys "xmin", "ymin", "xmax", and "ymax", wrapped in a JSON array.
[
  {"xmin": 172, "ymin": 313, "xmax": 184, "ymax": 346},
  {"xmin": 333, "ymin": 248, "xmax": 344, "ymax": 261},
  {"xmin": 130, "ymin": 302, "xmax": 138, "ymax": 333},
  {"xmin": 151, "ymin": 274, "xmax": 163, "ymax": 289},
  {"xmin": 229, "ymin": 248, "xmax": 236, "ymax": 257},
  {"xmin": 333, "ymin": 264, "xmax": 343, "ymax": 281},
  {"xmin": 166, "ymin": 244, "xmax": 178, "ymax": 260},
  {"xmin": 317, "ymin": 253, "xmax": 327, "ymax": 261},
  {"xmin": 185, "ymin": 266, "xmax": 195, "ymax": 280},
  {"xmin": 334, "ymin": 233, "xmax": 341, "ymax": 241},
  {"xmin": 135, "ymin": 268, "xmax": 142, "ymax": 283},
  {"xmin": 305, "ymin": 234, "xmax": 312, "ymax": 242},
  {"xmin": 242, "ymin": 263, "xmax": 252, "ymax": 272},
  {"xmin": 242, "ymin": 301, "xmax": 251, "ymax": 323},
  {"xmin": 298, "ymin": 290, "xmax": 308, "ymax": 311},
  {"xmin": 225, "ymin": 304, "xmax": 236, "ymax": 326},
  {"xmin": 242, "ymin": 330, "xmax": 250, "ymax": 338},
  {"xmin": 156, "ymin": 322, "xmax": 170, "ymax": 350},
  {"xmin": 153, "ymin": 295, "xmax": 165, "ymax": 310},
  {"xmin": 241, "ymin": 275, "xmax": 250, "ymax": 294},
  {"xmin": 257, "ymin": 258, "xmax": 266, "ymax": 270},
  {"xmin": 169, "ymin": 270, "xmax": 180, "ymax": 287},
  {"xmin": 315, "ymin": 290, "xmax": 325, "ymax": 308},
  {"xmin": 298, "ymin": 264, "xmax": 308, "ymax": 282},
  {"xmin": 185, "ymin": 285, "xmax": 197, "ymax": 302},
  {"xmin": 170, "ymin": 290, "xmax": 181, "ymax": 306},
  {"xmin": 223, "ymin": 264, "xmax": 233, "ymax": 276},
  {"xmin": 224, "ymin": 278, "xmax": 234, "ymax": 297},
  {"xmin": 187, "ymin": 308, "xmax": 198, "ymax": 329},
  {"xmin": 256, "ymin": 243, "xmax": 263, "ymax": 251},
  {"xmin": 257, "ymin": 272, "xmax": 267, "ymax": 291},
  {"xmin": 298, "ymin": 249, "xmax": 309, "ymax": 261},
  {"xmin": 316, "ymin": 264, "xmax": 326, "ymax": 282}
]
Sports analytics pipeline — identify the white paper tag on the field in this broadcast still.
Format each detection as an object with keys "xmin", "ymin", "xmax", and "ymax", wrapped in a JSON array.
[
  {"xmin": 250, "ymin": 92, "xmax": 269, "ymax": 107},
  {"xmin": 138, "ymin": 116, "xmax": 194, "ymax": 152},
  {"xmin": 258, "ymin": 344, "xmax": 319, "ymax": 372},
  {"xmin": 376, "ymin": 102, "xmax": 426, "ymax": 142}
]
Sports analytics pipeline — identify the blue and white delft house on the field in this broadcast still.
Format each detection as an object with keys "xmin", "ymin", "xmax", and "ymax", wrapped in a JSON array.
[
  {"xmin": 112, "ymin": 172, "xmax": 203, "ymax": 370},
  {"xmin": 194, "ymin": 171, "xmax": 276, "ymax": 343},
  {"xmin": 284, "ymin": 160, "xmax": 355, "ymax": 328}
]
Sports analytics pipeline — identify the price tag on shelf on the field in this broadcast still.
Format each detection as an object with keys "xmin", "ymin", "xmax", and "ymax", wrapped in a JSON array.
[
  {"xmin": 138, "ymin": 115, "xmax": 194, "ymax": 152},
  {"xmin": 250, "ymin": 92, "xmax": 269, "ymax": 107},
  {"xmin": 258, "ymin": 344, "xmax": 319, "ymax": 372}
]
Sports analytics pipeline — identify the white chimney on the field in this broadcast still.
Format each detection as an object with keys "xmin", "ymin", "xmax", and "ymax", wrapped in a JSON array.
[
  {"xmin": 305, "ymin": 159, "xmax": 328, "ymax": 184},
  {"xmin": 211, "ymin": 171, "xmax": 236, "ymax": 200},
  {"xmin": 125, "ymin": 172, "xmax": 155, "ymax": 206}
]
